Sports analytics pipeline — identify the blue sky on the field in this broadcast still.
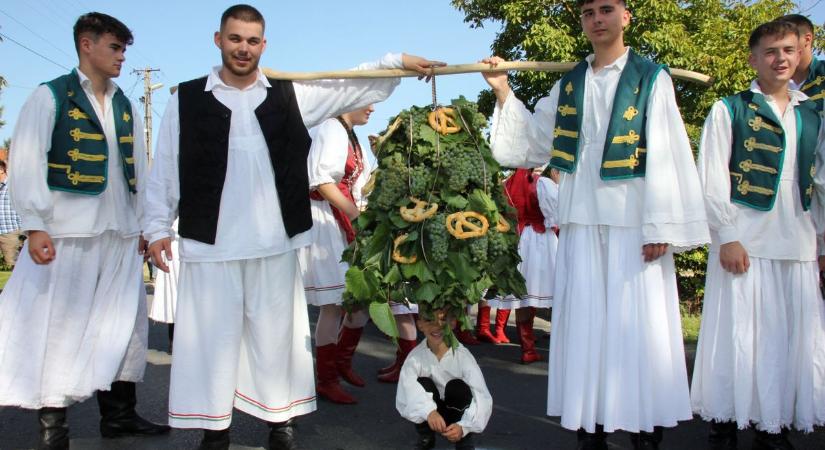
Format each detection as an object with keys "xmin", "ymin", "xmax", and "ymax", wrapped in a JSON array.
[{"xmin": 1, "ymin": 0, "xmax": 823, "ymax": 152}]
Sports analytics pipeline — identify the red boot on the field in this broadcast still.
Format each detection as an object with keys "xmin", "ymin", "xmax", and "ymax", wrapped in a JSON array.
[
  {"xmin": 475, "ymin": 305, "xmax": 499, "ymax": 344},
  {"xmin": 315, "ymin": 344, "xmax": 357, "ymax": 404},
  {"xmin": 336, "ymin": 326, "xmax": 365, "ymax": 387},
  {"xmin": 377, "ymin": 347, "xmax": 401, "ymax": 375},
  {"xmin": 494, "ymin": 309, "xmax": 511, "ymax": 344},
  {"xmin": 517, "ymin": 308, "xmax": 542, "ymax": 364},
  {"xmin": 454, "ymin": 326, "xmax": 480, "ymax": 345},
  {"xmin": 377, "ymin": 338, "xmax": 418, "ymax": 383}
]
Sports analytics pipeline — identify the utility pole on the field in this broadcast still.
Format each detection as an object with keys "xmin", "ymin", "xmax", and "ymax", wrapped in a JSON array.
[{"xmin": 133, "ymin": 68, "xmax": 162, "ymax": 165}]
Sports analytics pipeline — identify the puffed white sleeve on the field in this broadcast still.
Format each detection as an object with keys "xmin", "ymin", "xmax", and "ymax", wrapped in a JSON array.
[
  {"xmin": 8, "ymin": 85, "xmax": 58, "ymax": 233},
  {"xmin": 395, "ymin": 349, "xmax": 438, "ymax": 424},
  {"xmin": 141, "ymin": 91, "xmax": 180, "ymax": 245},
  {"xmin": 537, "ymin": 177, "xmax": 559, "ymax": 228},
  {"xmin": 640, "ymin": 70, "xmax": 710, "ymax": 250},
  {"xmin": 489, "ymin": 82, "xmax": 560, "ymax": 169},
  {"xmin": 130, "ymin": 101, "xmax": 149, "ymax": 228},
  {"xmin": 454, "ymin": 348, "xmax": 493, "ymax": 436},
  {"xmin": 697, "ymin": 100, "xmax": 740, "ymax": 245},
  {"xmin": 293, "ymin": 53, "xmax": 404, "ymax": 129},
  {"xmin": 307, "ymin": 119, "xmax": 349, "ymax": 189}
]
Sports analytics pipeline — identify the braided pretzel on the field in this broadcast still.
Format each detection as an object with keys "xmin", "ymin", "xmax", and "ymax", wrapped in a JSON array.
[
  {"xmin": 445, "ymin": 211, "xmax": 489, "ymax": 239},
  {"xmin": 427, "ymin": 107, "xmax": 461, "ymax": 135},
  {"xmin": 496, "ymin": 216, "xmax": 511, "ymax": 233},
  {"xmin": 400, "ymin": 197, "xmax": 439, "ymax": 223},
  {"xmin": 361, "ymin": 173, "xmax": 377, "ymax": 196},
  {"xmin": 391, "ymin": 234, "xmax": 417, "ymax": 264}
]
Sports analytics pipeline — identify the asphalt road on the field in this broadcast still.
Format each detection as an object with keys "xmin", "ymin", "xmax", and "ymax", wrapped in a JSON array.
[{"xmin": 1, "ymin": 294, "xmax": 824, "ymax": 450}]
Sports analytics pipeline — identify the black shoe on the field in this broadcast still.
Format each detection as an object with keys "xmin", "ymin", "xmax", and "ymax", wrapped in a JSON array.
[
  {"xmin": 198, "ymin": 428, "xmax": 230, "ymax": 450},
  {"xmin": 708, "ymin": 421, "xmax": 738, "ymax": 450},
  {"xmin": 38, "ymin": 407, "xmax": 69, "ymax": 450},
  {"xmin": 414, "ymin": 421, "xmax": 435, "ymax": 450},
  {"xmin": 629, "ymin": 426, "xmax": 663, "ymax": 450},
  {"xmin": 752, "ymin": 429, "xmax": 794, "ymax": 450},
  {"xmin": 454, "ymin": 432, "xmax": 475, "ymax": 450},
  {"xmin": 97, "ymin": 381, "xmax": 171, "ymax": 438},
  {"xmin": 269, "ymin": 418, "xmax": 297, "ymax": 450},
  {"xmin": 577, "ymin": 425, "xmax": 607, "ymax": 450}
]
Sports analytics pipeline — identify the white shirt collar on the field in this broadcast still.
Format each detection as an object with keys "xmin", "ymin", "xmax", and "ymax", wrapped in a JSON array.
[
  {"xmin": 586, "ymin": 47, "xmax": 631, "ymax": 72},
  {"xmin": 204, "ymin": 65, "xmax": 272, "ymax": 92},
  {"xmin": 749, "ymin": 79, "xmax": 806, "ymax": 106},
  {"xmin": 75, "ymin": 67, "xmax": 117, "ymax": 97}
]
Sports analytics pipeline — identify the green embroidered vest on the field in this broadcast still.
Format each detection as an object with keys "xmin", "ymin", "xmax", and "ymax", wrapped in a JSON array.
[
  {"xmin": 43, "ymin": 69, "xmax": 136, "ymax": 195},
  {"xmin": 549, "ymin": 49, "xmax": 667, "ymax": 180},
  {"xmin": 722, "ymin": 90, "xmax": 821, "ymax": 211},
  {"xmin": 800, "ymin": 58, "xmax": 824, "ymax": 112}
]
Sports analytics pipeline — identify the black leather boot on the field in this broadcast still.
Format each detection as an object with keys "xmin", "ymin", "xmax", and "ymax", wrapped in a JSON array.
[
  {"xmin": 752, "ymin": 429, "xmax": 794, "ymax": 450},
  {"xmin": 454, "ymin": 432, "xmax": 475, "ymax": 450},
  {"xmin": 37, "ymin": 407, "xmax": 69, "ymax": 450},
  {"xmin": 198, "ymin": 428, "xmax": 230, "ymax": 450},
  {"xmin": 414, "ymin": 421, "xmax": 435, "ymax": 450},
  {"xmin": 577, "ymin": 424, "xmax": 607, "ymax": 450},
  {"xmin": 708, "ymin": 420, "xmax": 738, "ymax": 450},
  {"xmin": 97, "ymin": 380, "xmax": 171, "ymax": 438},
  {"xmin": 269, "ymin": 418, "xmax": 297, "ymax": 450},
  {"xmin": 629, "ymin": 426, "xmax": 663, "ymax": 450}
]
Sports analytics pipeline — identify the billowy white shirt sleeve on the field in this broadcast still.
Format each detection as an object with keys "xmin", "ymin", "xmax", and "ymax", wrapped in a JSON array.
[
  {"xmin": 9, "ymin": 85, "xmax": 58, "ymax": 232},
  {"xmin": 810, "ymin": 121, "xmax": 825, "ymax": 241},
  {"xmin": 454, "ymin": 348, "xmax": 493, "ymax": 436},
  {"xmin": 294, "ymin": 53, "xmax": 404, "ymax": 129},
  {"xmin": 130, "ymin": 102, "xmax": 149, "ymax": 231},
  {"xmin": 141, "ymin": 91, "xmax": 180, "ymax": 245},
  {"xmin": 307, "ymin": 119, "xmax": 349, "ymax": 189},
  {"xmin": 489, "ymin": 83, "xmax": 560, "ymax": 169},
  {"xmin": 396, "ymin": 349, "xmax": 439, "ymax": 425},
  {"xmin": 537, "ymin": 177, "xmax": 559, "ymax": 228},
  {"xmin": 640, "ymin": 71, "xmax": 710, "ymax": 250},
  {"xmin": 697, "ymin": 100, "xmax": 739, "ymax": 245}
]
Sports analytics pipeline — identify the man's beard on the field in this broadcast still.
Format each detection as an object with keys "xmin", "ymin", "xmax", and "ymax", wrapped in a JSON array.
[{"xmin": 221, "ymin": 52, "xmax": 259, "ymax": 77}]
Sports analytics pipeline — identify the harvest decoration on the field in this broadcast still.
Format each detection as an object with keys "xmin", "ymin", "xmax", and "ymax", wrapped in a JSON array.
[{"xmin": 342, "ymin": 97, "xmax": 526, "ymax": 346}]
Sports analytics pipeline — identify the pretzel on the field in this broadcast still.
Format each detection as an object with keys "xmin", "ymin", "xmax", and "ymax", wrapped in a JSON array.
[
  {"xmin": 391, "ymin": 234, "xmax": 417, "ymax": 264},
  {"xmin": 361, "ymin": 173, "xmax": 377, "ymax": 197},
  {"xmin": 427, "ymin": 107, "xmax": 461, "ymax": 135},
  {"xmin": 496, "ymin": 216, "xmax": 511, "ymax": 232},
  {"xmin": 445, "ymin": 211, "xmax": 489, "ymax": 239},
  {"xmin": 400, "ymin": 197, "xmax": 439, "ymax": 223}
]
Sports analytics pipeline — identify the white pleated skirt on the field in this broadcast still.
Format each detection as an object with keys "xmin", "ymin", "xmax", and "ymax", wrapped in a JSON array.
[
  {"xmin": 691, "ymin": 255, "xmax": 825, "ymax": 433},
  {"xmin": 298, "ymin": 199, "xmax": 348, "ymax": 306},
  {"xmin": 547, "ymin": 224, "xmax": 692, "ymax": 433},
  {"xmin": 488, "ymin": 226, "xmax": 556, "ymax": 310},
  {"xmin": 148, "ymin": 236, "xmax": 179, "ymax": 323},
  {"xmin": 0, "ymin": 232, "xmax": 146, "ymax": 408}
]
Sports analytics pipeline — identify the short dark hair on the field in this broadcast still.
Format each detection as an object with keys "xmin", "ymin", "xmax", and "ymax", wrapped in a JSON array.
[
  {"xmin": 220, "ymin": 4, "xmax": 265, "ymax": 32},
  {"xmin": 748, "ymin": 19, "xmax": 799, "ymax": 50},
  {"xmin": 577, "ymin": 0, "xmax": 627, "ymax": 7},
  {"xmin": 780, "ymin": 14, "xmax": 814, "ymax": 34},
  {"xmin": 0, "ymin": 160, "xmax": 7, "ymax": 171},
  {"xmin": 73, "ymin": 12, "xmax": 133, "ymax": 53}
]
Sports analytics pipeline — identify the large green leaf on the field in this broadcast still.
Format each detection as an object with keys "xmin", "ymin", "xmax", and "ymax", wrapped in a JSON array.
[
  {"xmin": 400, "ymin": 260, "xmax": 435, "ymax": 282},
  {"xmin": 345, "ymin": 267, "xmax": 373, "ymax": 301},
  {"xmin": 369, "ymin": 301, "xmax": 399, "ymax": 339},
  {"xmin": 414, "ymin": 282, "xmax": 442, "ymax": 302}
]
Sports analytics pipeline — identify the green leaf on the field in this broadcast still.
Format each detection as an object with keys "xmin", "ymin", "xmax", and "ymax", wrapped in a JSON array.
[
  {"xmin": 369, "ymin": 301, "xmax": 399, "ymax": 339},
  {"xmin": 468, "ymin": 189, "xmax": 497, "ymax": 215},
  {"xmin": 443, "ymin": 194, "xmax": 469, "ymax": 210},
  {"xmin": 400, "ymin": 259, "xmax": 435, "ymax": 282},
  {"xmin": 345, "ymin": 267, "xmax": 372, "ymax": 301},
  {"xmin": 384, "ymin": 264, "xmax": 402, "ymax": 284},
  {"xmin": 415, "ymin": 282, "xmax": 441, "ymax": 302},
  {"xmin": 446, "ymin": 252, "xmax": 479, "ymax": 284}
]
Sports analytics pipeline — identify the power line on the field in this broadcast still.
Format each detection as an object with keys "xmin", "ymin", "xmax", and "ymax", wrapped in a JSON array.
[
  {"xmin": 0, "ymin": 8, "xmax": 75, "ymax": 60},
  {"xmin": 0, "ymin": 32, "xmax": 71, "ymax": 71}
]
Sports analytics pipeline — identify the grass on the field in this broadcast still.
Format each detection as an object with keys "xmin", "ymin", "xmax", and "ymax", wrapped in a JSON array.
[
  {"xmin": 0, "ymin": 270, "xmax": 10, "ymax": 290},
  {"xmin": 682, "ymin": 314, "xmax": 702, "ymax": 345}
]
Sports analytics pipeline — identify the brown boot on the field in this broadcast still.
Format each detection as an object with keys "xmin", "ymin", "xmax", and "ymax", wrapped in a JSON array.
[
  {"xmin": 377, "ymin": 338, "xmax": 417, "ymax": 383},
  {"xmin": 315, "ymin": 344, "xmax": 356, "ymax": 404},
  {"xmin": 493, "ymin": 309, "xmax": 511, "ymax": 344},
  {"xmin": 336, "ymin": 326, "xmax": 365, "ymax": 387},
  {"xmin": 517, "ymin": 308, "xmax": 541, "ymax": 364},
  {"xmin": 475, "ymin": 305, "xmax": 499, "ymax": 344}
]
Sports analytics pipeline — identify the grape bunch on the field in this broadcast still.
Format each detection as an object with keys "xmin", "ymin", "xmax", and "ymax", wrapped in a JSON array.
[
  {"xmin": 371, "ymin": 154, "xmax": 409, "ymax": 210},
  {"xmin": 487, "ymin": 230, "xmax": 509, "ymax": 259},
  {"xmin": 443, "ymin": 147, "xmax": 485, "ymax": 192},
  {"xmin": 409, "ymin": 165, "xmax": 434, "ymax": 197},
  {"xmin": 425, "ymin": 213, "xmax": 449, "ymax": 263},
  {"xmin": 469, "ymin": 235, "xmax": 488, "ymax": 264}
]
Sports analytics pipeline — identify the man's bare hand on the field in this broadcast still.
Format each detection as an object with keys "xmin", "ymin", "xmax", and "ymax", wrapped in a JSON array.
[
  {"xmin": 642, "ymin": 243, "xmax": 668, "ymax": 262},
  {"xmin": 720, "ymin": 241, "xmax": 750, "ymax": 274},
  {"xmin": 427, "ymin": 410, "xmax": 447, "ymax": 433},
  {"xmin": 480, "ymin": 56, "xmax": 511, "ymax": 105},
  {"xmin": 401, "ymin": 54, "xmax": 446, "ymax": 81},
  {"xmin": 148, "ymin": 238, "xmax": 174, "ymax": 273},
  {"xmin": 442, "ymin": 424, "xmax": 464, "ymax": 443},
  {"xmin": 27, "ymin": 230, "xmax": 56, "ymax": 265}
]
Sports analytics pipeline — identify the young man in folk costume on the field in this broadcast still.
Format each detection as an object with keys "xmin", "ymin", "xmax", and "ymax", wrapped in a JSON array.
[
  {"xmin": 0, "ymin": 12, "xmax": 169, "ymax": 449},
  {"xmin": 782, "ymin": 14, "xmax": 824, "ymax": 112},
  {"xmin": 481, "ymin": 0, "xmax": 710, "ymax": 448},
  {"xmin": 691, "ymin": 20, "xmax": 825, "ymax": 450},
  {"xmin": 143, "ymin": 4, "xmax": 442, "ymax": 449}
]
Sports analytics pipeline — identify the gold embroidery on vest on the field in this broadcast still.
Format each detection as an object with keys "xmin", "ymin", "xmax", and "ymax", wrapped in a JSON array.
[
  {"xmin": 558, "ymin": 105, "xmax": 577, "ymax": 117},
  {"xmin": 124, "ymin": 157, "xmax": 135, "ymax": 164},
  {"xmin": 811, "ymin": 165, "xmax": 817, "ymax": 178},
  {"xmin": 553, "ymin": 127, "xmax": 578, "ymax": 139},
  {"xmin": 68, "ymin": 172, "xmax": 105, "ymax": 185},
  {"xmin": 68, "ymin": 149, "xmax": 106, "ymax": 162},
  {"xmin": 611, "ymin": 130, "xmax": 640, "ymax": 145},
  {"xmin": 68, "ymin": 108, "xmax": 89, "ymax": 120},
  {"xmin": 565, "ymin": 82, "xmax": 573, "ymax": 96},
  {"xmin": 731, "ymin": 172, "xmax": 774, "ymax": 196},
  {"xmin": 802, "ymin": 75, "xmax": 825, "ymax": 91},
  {"xmin": 602, "ymin": 147, "xmax": 647, "ymax": 169},
  {"xmin": 738, "ymin": 159, "xmax": 777, "ymax": 175},
  {"xmin": 67, "ymin": 90, "xmax": 74, "ymax": 97},
  {"xmin": 748, "ymin": 103, "xmax": 759, "ymax": 111},
  {"xmin": 47, "ymin": 163, "xmax": 72, "ymax": 173},
  {"xmin": 633, "ymin": 87, "xmax": 639, "ymax": 95},
  {"xmin": 70, "ymin": 128, "xmax": 104, "ymax": 142},
  {"xmin": 122, "ymin": 112, "xmax": 131, "ymax": 122},
  {"xmin": 747, "ymin": 116, "xmax": 782, "ymax": 134},
  {"xmin": 622, "ymin": 106, "xmax": 639, "ymax": 121},
  {"xmin": 119, "ymin": 135, "xmax": 134, "ymax": 144},
  {"xmin": 807, "ymin": 185, "xmax": 814, "ymax": 197},
  {"xmin": 550, "ymin": 148, "xmax": 575, "ymax": 162},
  {"xmin": 810, "ymin": 92, "xmax": 825, "ymax": 102},
  {"xmin": 128, "ymin": 178, "xmax": 137, "ymax": 186},
  {"xmin": 743, "ymin": 137, "xmax": 781, "ymax": 153}
]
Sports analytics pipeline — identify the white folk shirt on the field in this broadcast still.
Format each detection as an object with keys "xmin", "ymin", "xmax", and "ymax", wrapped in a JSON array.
[
  {"xmin": 307, "ymin": 118, "xmax": 372, "ymax": 192},
  {"xmin": 143, "ymin": 54, "xmax": 403, "ymax": 262},
  {"xmin": 9, "ymin": 68, "xmax": 147, "ymax": 238},
  {"xmin": 698, "ymin": 81, "xmax": 825, "ymax": 262},
  {"xmin": 536, "ymin": 176, "xmax": 559, "ymax": 229},
  {"xmin": 489, "ymin": 48, "xmax": 709, "ymax": 249},
  {"xmin": 396, "ymin": 341, "xmax": 493, "ymax": 437}
]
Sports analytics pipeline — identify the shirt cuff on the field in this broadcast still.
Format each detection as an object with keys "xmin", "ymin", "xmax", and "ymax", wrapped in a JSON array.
[
  {"xmin": 21, "ymin": 215, "xmax": 47, "ymax": 234},
  {"xmin": 146, "ymin": 229, "xmax": 173, "ymax": 246},
  {"xmin": 383, "ymin": 52, "xmax": 404, "ymax": 69},
  {"xmin": 716, "ymin": 224, "xmax": 739, "ymax": 246}
]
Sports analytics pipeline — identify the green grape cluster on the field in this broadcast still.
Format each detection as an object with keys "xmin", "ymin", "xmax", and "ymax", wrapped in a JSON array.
[
  {"xmin": 444, "ymin": 147, "xmax": 485, "ymax": 192},
  {"xmin": 487, "ymin": 230, "xmax": 508, "ymax": 259},
  {"xmin": 469, "ymin": 235, "xmax": 488, "ymax": 264},
  {"xmin": 425, "ymin": 213, "xmax": 449, "ymax": 263},
  {"xmin": 371, "ymin": 155, "xmax": 408, "ymax": 210},
  {"xmin": 409, "ymin": 165, "xmax": 434, "ymax": 197}
]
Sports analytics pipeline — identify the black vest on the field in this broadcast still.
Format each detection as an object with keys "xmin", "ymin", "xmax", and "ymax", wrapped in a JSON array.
[{"xmin": 177, "ymin": 76, "xmax": 312, "ymax": 244}]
